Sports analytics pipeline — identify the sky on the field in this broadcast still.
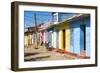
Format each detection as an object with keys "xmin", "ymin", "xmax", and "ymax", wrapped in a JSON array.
[
  {"xmin": 24, "ymin": 11, "xmax": 78, "ymax": 29},
  {"xmin": 24, "ymin": 11, "xmax": 53, "ymax": 28}
]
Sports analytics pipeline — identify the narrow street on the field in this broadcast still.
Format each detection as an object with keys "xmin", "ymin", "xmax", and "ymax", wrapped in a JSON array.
[{"xmin": 24, "ymin": 46, "xmax": 89, "ymax": 61}]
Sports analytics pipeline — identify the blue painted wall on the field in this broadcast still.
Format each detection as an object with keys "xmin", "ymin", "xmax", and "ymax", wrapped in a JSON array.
[
  {"xmin": 80, "ymin": 25, "xmax": 85, "ymax": 53},
  {"xmin": 84, "ymin": 17, "xmax": 90, "ymax": 56},
  {"xmin": 70, "ymin": 20, "xmax": 81, "ymax": 54},
  {"xmin": 70, "ymin": 16, "xmax": 90, "ymax": 56},
  {"xmin": 47, "ymin": 27, "xmax": 54, "ymax": 47}
]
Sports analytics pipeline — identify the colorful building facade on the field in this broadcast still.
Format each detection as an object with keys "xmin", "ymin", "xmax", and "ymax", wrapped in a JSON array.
[
  {"xmin": 24, "ymin": 22, "xmax": 52, "ymax": 48},
  {"xmin": 47, "ymin": 14, "xmax": 90, "ymax": 56},
  {"xmin": 69, "ymin": 15, "xmax": 90, "ymax": 56},
  {"xmin": 24, "ymin": 13, "xmax": 90, "ymax": 57},
  {"xmin": 47, "ymin": 21, "xmax": 70, "ymax": 51}
]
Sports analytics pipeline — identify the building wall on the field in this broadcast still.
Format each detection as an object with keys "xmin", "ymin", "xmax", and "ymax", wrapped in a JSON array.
[
  {"xmin": 24, "ymin": 35, "xmax": 28, "ymax": 47},
  {"xmin": 24, "ymin": 16, "xmax": 90, "ymax": 56},
  {"xmin": 84, "ymin": 17, "xmax": 90, "ymax": 56},
  {"xmin": 43, "ymin": 31, "xmax": 46, "ymax": 44},
  {"xmin": 54, "ymin": 22, "xmax": 70, "ymax": 51},
  {"xmin": 70, "ymin": 21, "xmax": 81, "ymax": 54},
  {"xmin": 65, "ymin": 25, "xmax": 70, "ymax": 51},
  {"xmin": 30, "ymin": 34, "xmax": 33, "ymax": 45},
  {"xmin": 52, "ymin": 31, "xmax": 57, "ymax": 48},
  {"xmin": 58, "ymin": 30, "xmax": 63, "ymax": 49},
  {"xmin": 47, "ymin": 28, "xmax": 54, "ymax": 47},
  {"xmin": 24, "ymin": 33, "xmax": 31, "ymax": 47},
  {"xmin": 56, "ymin": 31, "xmax": 59, "ymax": 48},
  {"xmin": 25, "ymin": 32, "xmax": 38, "ymax": 47},
  {"xmin": 70, "ymin": 16, "xmax": 90, "ymax": 56},
  {"xmin": 27, "ymin": 33, "xmax": 30, "ymax": 46}
]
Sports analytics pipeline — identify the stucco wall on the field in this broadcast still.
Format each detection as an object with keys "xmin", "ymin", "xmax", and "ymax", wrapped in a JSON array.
[
  {"xmin": 85, "ymin": 17, "xmax": 90, "ymax": 56},
  {"xmin": 70, "ymin": 21, "xmax": 81, "ymax": 54},
  {"xmin": 70, "ymin": 16, "xmax": 90, "ymax": 56}
]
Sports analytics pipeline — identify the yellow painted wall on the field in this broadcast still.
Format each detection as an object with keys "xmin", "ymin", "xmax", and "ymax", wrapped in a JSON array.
[
  {"xmin": 54, "ymin": 22, "xmax": 68, "ymax": 30},
  {"xmin": 59, "ymin": 30, "xmax": 63, "ymax": 49},
  {"xmin": 25, "ymin": 35, "xmax": 27, "ymax": 47},
  {"xmin": 54, "ymin": 21, "xmax": 70, "ymax": 51},
  {"xmin": 65, "ymin": 25, "xmax": 70, "ymax": 51},
  {"xmin": 26, "ymin": 33, "xmax": 30, "ymax": 47}
]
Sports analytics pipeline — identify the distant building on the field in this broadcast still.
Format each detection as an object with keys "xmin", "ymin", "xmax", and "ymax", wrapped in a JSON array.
[
  {"xmin": 24, "ymin": 26, "xmax": 37, "ymax": 48},
  {"xmin": 24, "ymin": 22, "xmax": 52, "ymax": 48}
]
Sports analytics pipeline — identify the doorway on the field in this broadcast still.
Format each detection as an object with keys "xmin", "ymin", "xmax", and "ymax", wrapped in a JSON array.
[
  {"xmin": 80, "ymin": 25, "xmax": 86, "ymax": 53},
  {"xmin": 63, "ymin": 29, "xmax": 65, "ymax": 49}
]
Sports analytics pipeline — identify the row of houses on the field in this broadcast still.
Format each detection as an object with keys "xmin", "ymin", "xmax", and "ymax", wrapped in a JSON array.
[
  {"xmin": 24, "ymin": 21, "xmax": 52, "ymax": 48},
  {"xmin": 24, "ymin": 13, "xmax": 90, "ymax": 57}
]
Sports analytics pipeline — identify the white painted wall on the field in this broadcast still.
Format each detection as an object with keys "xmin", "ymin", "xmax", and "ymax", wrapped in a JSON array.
[
  {"xmin": 24, "ymin": 36, "xmax": 27, "ymax": 46},
  {"xmin": 0, "ymin": 0, "xmax": 100, "ymax": 73},
  {"xmin": 53, "ymin": 31, "xmax": 57, "ymax": 48},
  {"xmin": 53, "ymin": 13, "xmax": 59, "ymax": 24},
  {"xmin": 51, "ymin": 32, "xmax": 54, "ymax": 47}
]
